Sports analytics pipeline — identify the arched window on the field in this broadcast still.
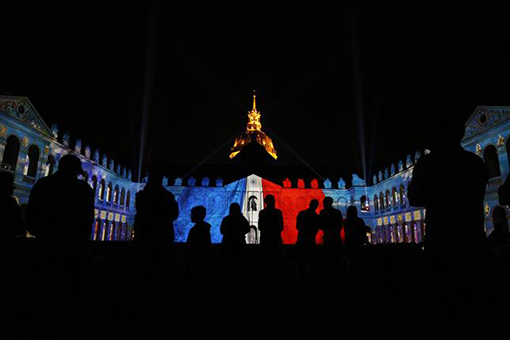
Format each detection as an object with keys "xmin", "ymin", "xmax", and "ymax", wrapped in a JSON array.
[
  {"xmin": 374, "ymin": 195, "xmax": 379, "ymax": 213},
  {"xmin": 484, "ymin": 145, "xmax": 501, "ymax": 178},
  {"xmin": 360, "ymin": 195, "xmax": 370, "ymax": 211},
  {"xmin": 23, "ymin": 154, "xmax": 30, "ymax": 176},
  {"xmin": 392, "ymin": 187, "xmax": 398, "ymax": 207},
  {"xmin": 113, "ymin": 185, "xmax": 119, "ymax": 205},
  {"xmin": 120, "ymin": 188, "xmax": 125, "ymax": 207},
  {"xmin": 91, "ymin": 176, "xmax": 98, "ymax": 197},
  {"xmin": 99, "ymin": 179, "xmax": 105, "ymax": 200},
  {"xmin": 44, "ymin": 155, "xmax": 55, "ymax": 177},
  {"xmin": 379, "ymin": 193, "xmax": 385, "ymax": 210},
  {"xmin": 385, "ymin": 190, "xmax": 390, "ymax": 209},
  {"xmin": 26, "ymin": 145, "xmax": 40, "ymax": 177},
  {"xmin": 126, "ymin": 191, "xmax": 131, "ymax": 209},
  {"xmin": 248, "ymin": 195, "xmax": 258, "ymax": 211},
  {"xmin": 399, "ymin": 184, "xmax": 406, "ymax": 206},
  {"xmin": 106, "ymin": 183, "xmax": 113, "ymax": 203},
  {"xmin": 2, "ymin": 135, "xmax": 20, "ymax": 172}
]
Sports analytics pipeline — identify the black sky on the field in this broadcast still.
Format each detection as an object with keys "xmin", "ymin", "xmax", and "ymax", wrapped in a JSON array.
[{"xmin": 1, "ymin": 1, "xmax": 510, "ymax": 181}]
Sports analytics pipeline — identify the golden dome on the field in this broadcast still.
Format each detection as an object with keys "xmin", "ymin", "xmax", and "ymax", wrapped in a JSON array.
[{"xmin": 229, "ymin": 93, "xmax": 277, "ymax": 160}]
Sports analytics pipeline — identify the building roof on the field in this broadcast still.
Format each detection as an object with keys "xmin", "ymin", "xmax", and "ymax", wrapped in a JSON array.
[
  {"xmin": 0, "ymin": 96, "xmax": 55, "ymax": 139},
  {"xmin": 463, "ymin": 106, "xmax": 510, "ymax": 142}
]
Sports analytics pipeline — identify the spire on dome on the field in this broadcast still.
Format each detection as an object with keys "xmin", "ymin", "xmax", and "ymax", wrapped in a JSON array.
[{"xmin": 229, "ymin": 92, "xmax": 277, "ymax": 160}]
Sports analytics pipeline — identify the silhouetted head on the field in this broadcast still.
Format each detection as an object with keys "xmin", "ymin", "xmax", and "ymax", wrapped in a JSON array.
[
  {"xmin": 191, "ymin": 206, "xmax": 206, "ymax": 223},
  {"xmin": 426, "ymin": 115, "xmax": 466, "ymax": 151},
  {"xmin": 147, "ymin": 165, "xmax": 164, "ymax": 186},
  {"xmin": 323, "ymin": 196, "xmax": 333, "ymax": 209},
  {"xmin": 229, "ymin": 203, "xmax": 241, "ymax": 215},
  {"xmin": 57, "ymin": 154, "xmax": 84, "ymax": 178},
  {"xmin": 309, "ymin": 199, "xmax": 319, "ymax": 211},
  {"xmin": 347, "ymin": 205, "xmax": 358, "ymax": 219},
  {"xmin": 0, "ymin": 171, "xmax": 15, "ymax": 196},
  {"xmin": 265, "ymin": 194, "xmax": 275, "ymax": 208},
  {"xmin": 493, "ymin": 206, "xmax": 509, "ymax": 231}
]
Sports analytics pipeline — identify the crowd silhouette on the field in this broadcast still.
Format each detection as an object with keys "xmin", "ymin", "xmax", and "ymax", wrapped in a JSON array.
[{"xmin": 0, "ymin": 148, "xmax": 509, "ymax": 336}]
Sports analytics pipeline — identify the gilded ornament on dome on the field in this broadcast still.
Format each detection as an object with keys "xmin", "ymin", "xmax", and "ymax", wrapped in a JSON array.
[{"xmin": 229, "ymin": 93, "xmax": 277, "ymax": 160}]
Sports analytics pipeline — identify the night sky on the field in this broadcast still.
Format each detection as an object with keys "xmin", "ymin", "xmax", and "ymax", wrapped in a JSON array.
[{"xmin": 1, "ymin": 1, "xmax": 510, "ymax": 182}]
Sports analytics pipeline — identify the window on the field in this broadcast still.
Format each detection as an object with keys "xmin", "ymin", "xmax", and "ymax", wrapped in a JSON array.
[
  {"xmin": 399, "ymin": 184, "xmax": 406, "ymax": 206},
  {"xmin": 120, "ymin": 188, "xmax": 125, "ymax": 206},
  {"xmin": 92, "ymin": 176, "xmax": 98, "ymax": 196},
  {"xmin": 385, "ymin": 190, "xmax": 390, "ymax": 210},
  {"xmin": 360, "ymin": 196, "xmax": 370, "ymax": 211},
  {"xmin": 2, "ymin": 135, "xmax": 20, "ymax": 172},
  {"xmin": 374, "ymin": 195, "xmax": 379, "ymax": 213},
  {"xmin": 126, "ymin": 191, "xmax": 131, "ymax": 209},
  {"xmin": 392, "ymin": 187, "xmax": 398, "ymax": 207},
  {"xmin": 99, "ymin": 179, "xmax": 105, "ymax": 200},
  {"xmin": 44, "ymin": 155, "xmax": 55, "ymax": 177},
  {"xmin": 106, "ymin": 183, "xmax": 113, "ymax": 203},
  {"xmin": 26, "ymin": 145, "xmax": 39, "ymax": 177},
  {"xmin": 23, "ymin": 154, "xmax": 30, "ymax": 176},
  {"xmin": 113, "ymin": 185, "xmax": 119, "ymax": 205},
  {"xmin": 379, "ymin": 193, "xmax": 385, "ymax": 210}
]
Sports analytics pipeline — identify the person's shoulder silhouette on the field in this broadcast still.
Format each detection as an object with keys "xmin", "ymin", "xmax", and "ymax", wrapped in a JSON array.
[
  {"xmin": 220, "ymin": 203, "xmax": 250, "ymax": 245},
  {"xmin": 319, "ymin": 196, "xmax": 343, "ymax": 245},
  {"xmin": 343, "ymin": 205, "xmax": 367, "ymax": 249},
  {"xmin": 258, "ymin": 195, "xmax": 284, "ymax": 246},
  {"xmin": 26, "ymin": 154, "xmax": 94, "ymax": 245},
  {"xmin": 0, "ymin": 171, "xmax": 24, "ymax": 240},
  {"xmin": 134, "ymin": 167, "xmax": 178, "ymax": 244},
  {"xmin": 296, "ymin": 199, "xmax": 320, "ymax": 246},
  {"xmin": 187, "ymin": 206, "xmax": 211, "ymax": 247},
  {"xmin": 408, "ymin": 118, "xmax": 488, "ymax": 253}
]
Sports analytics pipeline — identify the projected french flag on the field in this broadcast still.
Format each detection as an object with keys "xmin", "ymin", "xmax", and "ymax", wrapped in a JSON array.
[{"xmin": 173, "ymin": 174, "xmax": 328, "ymax": 244}]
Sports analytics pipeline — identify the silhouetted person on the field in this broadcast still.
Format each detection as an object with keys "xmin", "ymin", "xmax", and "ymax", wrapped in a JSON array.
[
  {"xmin": 186, "ymin": 206, "xmax": 211, "ymax": 277},
  {"xmin": 258, "ymin": 195, "xmax": 284, "ymax": 246},
  {"xmin": 296, "ymin": 199, "xmax": 320, "ymax": 280},
  {"xmin": 0, "ymin": 172, "xmax": 24, "ymax": 242},
  {"xmin": 296, "ymin": 199, "xmax": 320, "ymax": 247},
  {"xmin": 133, "ymin": 167, "xmax": 179, "ymax": 320},
  {"xmin": 343, "ymin": 206, "xmax": 368, "ymax": 258},
  {"xmin": 319, "ymin": 196, "xmax": 343, "ymax": 247},
  {"xmin": 26, "ymin": 154, "xmax": 94, "ymax": 250},
  {"xmin": 408, "ymin": 123, "xmax": 488, "ymax": 258},
  {"xmin": 25, "ymin": 154, "xmax": 94, "ymax": 321},
  {"xmin": 220, "ymin": 203, "xmax": 250, "ymax": 246},
  {"xmin": 407, "ymin": 118, "xmax": 489, "ymax": 333},
  {"xmin": 133, "ymin": 168, "xmax": 179, "ymax": 246},
  {"xmin": 187, "ymin": 206, "xmax": 211, "ymax": 247}
]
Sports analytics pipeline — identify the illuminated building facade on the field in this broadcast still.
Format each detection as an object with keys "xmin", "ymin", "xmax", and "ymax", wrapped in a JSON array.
[
  {"xmin": 369, "ymin": 106, "xmax": 510, "ymax": 244},
  {"xmin": 0, "ymin": 96, "xmax": 136, "ymax": 241},
  {"xmin": 2, "ymin": 95, "xmax": 509, "ymax": 244}
]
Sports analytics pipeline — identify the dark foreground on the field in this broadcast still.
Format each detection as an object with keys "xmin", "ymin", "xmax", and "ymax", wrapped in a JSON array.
[{"xmin": 0, "ymin": 240, "xmax": 509, "ymax": 338}]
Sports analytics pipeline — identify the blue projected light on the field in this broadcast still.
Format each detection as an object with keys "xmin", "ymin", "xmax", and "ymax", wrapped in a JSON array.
[{"xmin": 174, "ymin": 178, "xmax": 246, "ymax": 243}]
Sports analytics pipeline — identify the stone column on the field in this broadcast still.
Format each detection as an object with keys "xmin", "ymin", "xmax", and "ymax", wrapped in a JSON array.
[
  {"xmin": 36, "ymin": 144, "xmax": 51, "ymax": 181},
  {"xmin": 497, "ymin": 136, "xmax": 508, "ymax": 180},
  {"xmin": 0, "ymin": 140, "xmax": 6, "ymax": 164}
]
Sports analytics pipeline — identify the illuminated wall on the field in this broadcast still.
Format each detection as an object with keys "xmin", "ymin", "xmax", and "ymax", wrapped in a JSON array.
[{"xmin": 167, "ymin": 174, "xmax": 357, "ymax": 244}]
